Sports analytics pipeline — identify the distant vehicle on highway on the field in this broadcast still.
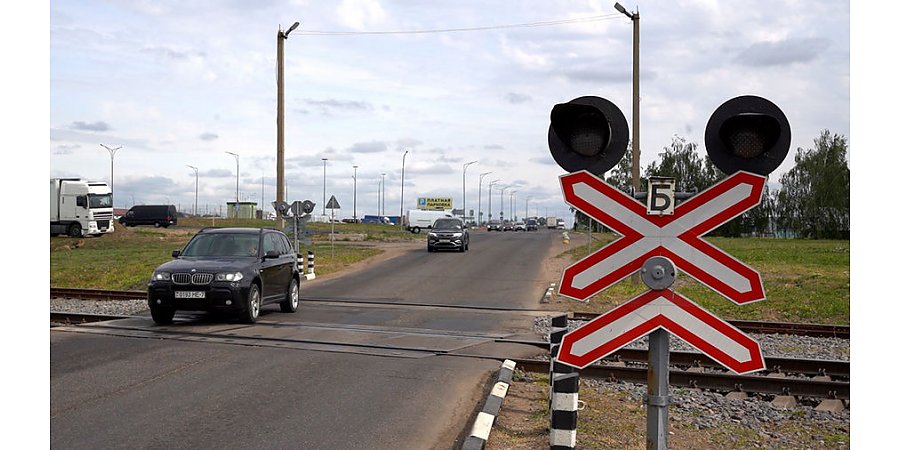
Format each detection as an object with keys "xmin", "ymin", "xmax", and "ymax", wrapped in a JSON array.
[
  {"xmin": 502, "ymin": 222, "xmax": 514, "ymax": 232},
  {"xmin": 557, "ymin": 219, "xmax": 566, "ymax": 229},
  {"xmin": 427, "ymin": 218, "xmax": 469, "ymax": 252},
  {"xmin": 147, "ymin": 227, "xmax": 301, "ymax": 325},
  {"xmin": 486, "ymin": 220, "xmax": 502, "ymax": 231},
  {"xmin": 525, "ymin": 219, "xmax": 538, "ymax": 231},
  {"xmin": 406, "ymin": 209, "xmax": 452, "ymax": 234},
  {"xmin": 514, "ymin": 222, "xmax": 526, "ymax": 232}
]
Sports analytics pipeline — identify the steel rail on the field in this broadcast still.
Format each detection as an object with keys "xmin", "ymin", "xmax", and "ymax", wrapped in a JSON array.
[
  {"xmin": 513, "ymin": 359, "xmax": 849, "ymax": 400},
  {"xmin": 49, "ymin": 310, "xmax": 849, "ymax": 400},
  {"xmin": 51, "ymin": 288, "xmax": 850, "ymax": 338}
]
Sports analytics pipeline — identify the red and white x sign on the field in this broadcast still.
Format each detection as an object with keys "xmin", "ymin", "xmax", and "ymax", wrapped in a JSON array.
[
  {"xmin": 556, "ymin": 289, "xmax": 766, "ymax": 374},
  {"xmin": 559, "ymin": 170, "xmax": 766, "ymax": 305}
]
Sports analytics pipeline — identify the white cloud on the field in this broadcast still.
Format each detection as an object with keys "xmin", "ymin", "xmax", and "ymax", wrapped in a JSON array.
[{"xmin": 337, "ymin": 0, "xmax": 387, "ymax": 30}]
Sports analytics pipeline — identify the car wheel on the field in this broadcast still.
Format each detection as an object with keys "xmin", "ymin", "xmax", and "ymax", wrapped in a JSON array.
[
  {"xmin": 154, "ymin": 221, "xmax": 161, "ymax": 228},
  {"xmin": 241, "ymin": 284, "xmax": 261, "ymax": 324},
  {"xmin": 280, "ymin": 277, "xmax": 300, "ymax": 313},
  {"xmin": 150, "ymin": 305, "xmax": 175, "ymax": 325},
  {"xmin": 412, "ymin": 226, "xmax": 420, "ymax": 234}
]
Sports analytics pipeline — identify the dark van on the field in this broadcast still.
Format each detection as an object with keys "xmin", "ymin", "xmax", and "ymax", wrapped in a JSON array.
[{"xmin": 119, "ymin": 205, "xmax": 178, "ymax": 228}]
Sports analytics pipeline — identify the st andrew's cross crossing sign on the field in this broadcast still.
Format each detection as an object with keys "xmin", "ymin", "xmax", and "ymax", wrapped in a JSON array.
[
  {"xmin": 557, "ymin": 288, "xmax": 765, "ymax": 373},
  {"xmin": 558, "ymin": 170, "xmax": 767, "ymax": 305},
  {"xmin": 555, "ymin": 170, "xmax": 769, "ymax": 374}
]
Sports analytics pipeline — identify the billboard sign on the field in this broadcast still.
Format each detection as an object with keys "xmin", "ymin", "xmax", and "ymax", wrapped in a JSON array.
[{"xmin": 417, "ymin": 197, "xmax": 453, "ymax": 211}]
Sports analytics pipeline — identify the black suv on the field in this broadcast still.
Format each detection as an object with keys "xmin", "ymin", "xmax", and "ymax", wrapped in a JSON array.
[
  {"xmin": 427, "ymin": 218, "xmax": 469, "ymax": 252},
  {"xmin": 147, "ymin": 228, "xmax": 301, "ymax": 324}
]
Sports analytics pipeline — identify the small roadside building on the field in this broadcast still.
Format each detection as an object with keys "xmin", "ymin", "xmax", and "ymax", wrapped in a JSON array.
[{"xmin": 226, "ymin": 201, "xmax": 257, "ymax": 219}]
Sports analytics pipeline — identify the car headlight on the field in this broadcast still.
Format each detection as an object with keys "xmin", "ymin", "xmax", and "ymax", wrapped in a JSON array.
[
  {"xmin": 452, "ymin": 232, "xmax": 462, "ymax": 237},
  {"xmin": 216, "ymin": 272, "xmax": 244, "ymax": 282},
  {"xmin": 427, "ymin": 232, "xmax": 437, "ymax": 237},
  {"xmin": 152, "ymin": 271, "xmax": 171, "ymax": 281}
]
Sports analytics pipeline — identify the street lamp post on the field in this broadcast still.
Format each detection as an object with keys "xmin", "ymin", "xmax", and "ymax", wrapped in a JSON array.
[
  {"xmin": 509, "ymin": 190, "xmax": 517, "ymax": 222},
  {"xmin": 100, "ymin": 144, "xmax": 121, "ymax": 208},
  {"xmin": 615, "ymin": 2, "xmax": 640, "ymax": 194},
  {"xmin": 526, "ymin": 196, "xmax": 532, "ymax": 219},
  {"xmin": 186, "ymin": 165, "xmax": 198, "ymax": 216},
  {"xmin": 400, "ymin": 151, "xmax": 409, "ymax": 223},
  {"xmin": 478, "ymin": 171, "xmax": 492, "ymax": 226},
  {"xmin": 225, "ymin": 152, "xmax": 239, "ymax": 218},
  {"xmin": 499, "ymin": 186, "xmax": 509, "ymax": 223},
  {"xmin": 488, "ymin": 180, "xmax": 500, "ymax": 222},
  {"xmin": 321, "ymin": 158, "xmax": 328, "ymax": 217},
  {"xmin": 462, "ymin": 161, "xmax": 477, "ymax": 223},
  {"xmin": 380, "ymin": 173, "xmax": 386, "ymax": 217},
  {"xmin": 277, "ymin": 21, "xmax": 299, "ymax": 226},
  {"xmin": 353, "ymin": 165, "xmax": 358, "ymax": 220}
]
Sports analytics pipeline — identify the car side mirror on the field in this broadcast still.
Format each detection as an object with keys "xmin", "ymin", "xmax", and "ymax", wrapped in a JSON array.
[
  {"xmin": 264, "ymin": 250, "xmax": 280, "ymax": 259},
  {"xmin": 172, "ymin": 250, "xmax": 181, "ymax": 258}
]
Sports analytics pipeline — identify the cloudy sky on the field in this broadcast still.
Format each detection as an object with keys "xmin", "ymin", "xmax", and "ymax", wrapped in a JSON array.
[{"xmin": 47, "ymin": 0, "xmax": 850, "ymax": 221}]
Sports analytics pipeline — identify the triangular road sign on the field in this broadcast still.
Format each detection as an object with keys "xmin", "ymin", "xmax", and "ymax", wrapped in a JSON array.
[{"xmin": 325, "ymin": 195, "xmax": 340, "ymax": 210}]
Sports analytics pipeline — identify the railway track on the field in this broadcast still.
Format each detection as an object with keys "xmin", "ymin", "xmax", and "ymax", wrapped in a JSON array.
[
  {"xmin": 51, "ymin": 287, "xmax": 851, "ymax": 339},
  {"xmin": 51, "ymin": 308, "xmax": 849, "ymax": 402}
]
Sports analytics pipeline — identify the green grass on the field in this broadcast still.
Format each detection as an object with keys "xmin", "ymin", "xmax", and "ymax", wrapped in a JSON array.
[
  {"xmin": 556, "ymin": 233, "xmax": 850, "ymax": 324},
  {"xmin": 175, "ymin": 217, "xmax": 424, "ymax": 241},
  {"xmin": 50, "ymin": 221, "xmax": 386, "ymax": 291}
]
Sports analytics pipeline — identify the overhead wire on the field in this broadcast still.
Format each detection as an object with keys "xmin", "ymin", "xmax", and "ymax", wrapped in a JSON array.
[{"xmin": 294, "ymin": 14, "xmax": 622, "ymax": 36}]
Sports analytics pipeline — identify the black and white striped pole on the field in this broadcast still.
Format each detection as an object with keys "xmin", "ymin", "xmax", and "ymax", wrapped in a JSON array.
[
  {"xmin": 549, "ymin": 314, "xmax": 573, "ymax": 396},
  {"xmin": 550, "ymin": 371, "xmax": 579, "ymax": 450},
  {"xmin": 306, "ymin": 250, "xmax": 315, "ymax": 279}
]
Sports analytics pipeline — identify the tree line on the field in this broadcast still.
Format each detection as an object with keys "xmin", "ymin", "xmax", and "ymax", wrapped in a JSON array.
[{"xmin": 574, "ymin": 130, "xmax": 849, "ymax": 239}]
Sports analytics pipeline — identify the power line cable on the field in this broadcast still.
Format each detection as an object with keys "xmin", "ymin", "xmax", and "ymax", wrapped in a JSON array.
[{"xmin": 295, "ymin": 14, "xmax": 622, "ymax": 36}]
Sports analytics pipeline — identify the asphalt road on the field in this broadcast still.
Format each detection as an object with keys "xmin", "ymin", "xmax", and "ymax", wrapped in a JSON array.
[{"xmin": 51, "ymin": 228, "xmax": 562, "ymax": 449}]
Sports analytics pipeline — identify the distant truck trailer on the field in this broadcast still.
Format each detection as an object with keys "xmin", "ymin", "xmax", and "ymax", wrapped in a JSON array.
[
  {"xmin": 547, "ymin": 216, "xmax": 558, "ymax": 229},
  {"xmin": 406, "ymin": 209, "xmax": 452, "ymax": 233},
  {"xmin": 50, "ymin": 178, "xmax": 115, "ymax": 237}
]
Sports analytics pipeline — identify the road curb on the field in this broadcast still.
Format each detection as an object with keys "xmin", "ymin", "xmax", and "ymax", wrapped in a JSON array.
[{"xmin": 461, "ymin": 359, "xmax": 516, "ymax": 450}]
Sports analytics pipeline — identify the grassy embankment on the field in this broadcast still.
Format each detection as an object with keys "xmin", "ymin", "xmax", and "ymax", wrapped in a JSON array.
[
  {"xmin": 553, "ymin": 232, "xmax": 850, "ymax": 324},
  {"xmin": 50, "ymin": 218, "xmax": 419, "ymax": 290}
]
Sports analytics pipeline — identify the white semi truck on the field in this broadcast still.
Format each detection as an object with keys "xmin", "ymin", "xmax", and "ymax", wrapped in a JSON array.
[{"xmin": 50, "ymin": 178, "xmax": 115, "ymax": 237}]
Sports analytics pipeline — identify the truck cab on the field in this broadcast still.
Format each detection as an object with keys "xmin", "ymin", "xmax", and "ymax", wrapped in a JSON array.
[{"xmin": 50, "ymin": 178, "xmax": 115, "ymax": 237}]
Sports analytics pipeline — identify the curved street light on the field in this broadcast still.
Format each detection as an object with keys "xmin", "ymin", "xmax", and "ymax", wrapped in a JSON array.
[
  {"xmin": 321, "ymin": 158, "xmax": 328, "ymax": 217},
  {"xmin": 186, "ymin": 165, "xmax": 198, "ymax": 216},
  {"xmin": 478, "ymin": 171, "xmax": 492, "ymax": 226},
  {"xmin": 225, "ymin": 152, "xmax": 239, "ymax": 218},
  {"xmin": 462, "ymin": 161, "xmax": 477, "ymax": 222},
  {"xmin": 488, "ymin": 179, "xmax": 501, "ymax": 222},
  {"xmin": 100, "ymin": 144, "xmax": 122, "ymax": 208},
  {"xmin": 400, "ymin": 150, "xmax": 409, "ymax": 223}
]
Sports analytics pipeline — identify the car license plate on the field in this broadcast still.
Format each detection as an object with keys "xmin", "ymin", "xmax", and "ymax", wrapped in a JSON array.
[
  {"xmin": 175, "ymin": 291, "xmax": 205, "ymax": 299},
  {"xmin": 439, "ymin": 239, "xmax": 450, "ymax": 243}
]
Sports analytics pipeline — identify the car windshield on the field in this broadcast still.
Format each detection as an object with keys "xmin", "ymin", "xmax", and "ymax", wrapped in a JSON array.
[
  {"xmin": 181, "ymin": 233, "xmax": 260, "ymax": 257},
  {"xmin": 433, "ymin": 219, "xmax": 462, "ymax": 230}
]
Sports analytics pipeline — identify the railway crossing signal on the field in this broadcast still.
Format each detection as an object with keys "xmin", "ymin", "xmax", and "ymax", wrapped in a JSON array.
[
  {"xmin": 547, "ymin": 92, "xmax": 791, "ymax": 449},
  {"xmin": 558, "ymin": 169, "xmax": 768, "ymax": 305}
]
